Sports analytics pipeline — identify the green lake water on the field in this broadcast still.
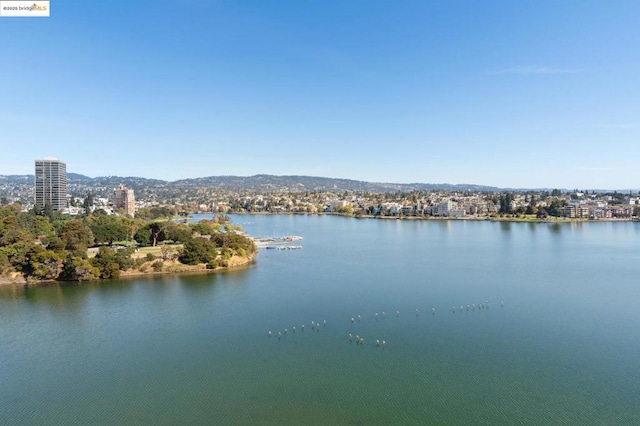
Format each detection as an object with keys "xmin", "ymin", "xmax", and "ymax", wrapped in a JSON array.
[{"xmin": 1, "ymin": 215, "xmax": 639, "ymax": 424}]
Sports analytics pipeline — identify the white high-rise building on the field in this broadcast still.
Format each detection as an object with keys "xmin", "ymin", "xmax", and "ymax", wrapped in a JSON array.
[{"xmin": 34, "ymin": 158, "xmax": 67, "ymax": 211}]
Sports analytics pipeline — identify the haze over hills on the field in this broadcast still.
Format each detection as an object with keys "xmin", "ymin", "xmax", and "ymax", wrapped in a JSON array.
[
  {"xmin": 0, "ymin": 173, "xmax": 636, "ymax": 194},
  {"xmin": 0, "ymin": 173, "xmax": 505, "ymax": 193}
]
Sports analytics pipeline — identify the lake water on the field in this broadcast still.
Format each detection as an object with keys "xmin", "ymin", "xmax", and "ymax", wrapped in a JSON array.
[{"xmin": 1, "ymin": 215, "xmax": 639, "ymax": 425}]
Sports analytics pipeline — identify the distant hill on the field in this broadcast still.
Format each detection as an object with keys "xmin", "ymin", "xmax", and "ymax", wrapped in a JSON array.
[
  {"xmin": 0, "ymin": 173, "xmax": 504, "ymax": 193},
  {"xmin": 0, "ymin": 175, "xmax": 32, "ymax": 184},
  {"xmin": 4, "ymin": 173, "xmax": 635, "ymax": 195},
  {"xmin": 67, "ymin": 172, "xmax": 93, "ymax": 182},
  {"xmin": 170, "ymin": 175, "xmax": 503, "ymax": 193}
]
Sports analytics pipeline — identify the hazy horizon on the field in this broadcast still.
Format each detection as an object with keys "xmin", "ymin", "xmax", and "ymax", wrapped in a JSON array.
[{"xmin": 2, "ymin": 170, "xmax": 638, "ymax": 192}]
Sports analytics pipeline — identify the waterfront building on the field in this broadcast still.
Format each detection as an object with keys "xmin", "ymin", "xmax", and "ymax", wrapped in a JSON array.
[
  {"xmin": 400, "ymin": 205, "xmax": 414, "ymax": 216},
  {"xmin": 562, "ymin": 205, "xmax": 576, "ymax": 218},
  {"xmin": 578, "ymin": 206, "xmax": 590, "ymax": 218},
  {"xmin": 563, "ymin": 204, "xmax": 590, "ymax": 219},
  {"xmin": 34, "ymin": 158, "xmax": 67, "ymax": 211},
  {"xmin": 111, "ymin": 184, "xmax": 136, "ymax": 217},
  {"xmin": 434, "ymin": 200, "xmax": 453, "ymax": 216}
]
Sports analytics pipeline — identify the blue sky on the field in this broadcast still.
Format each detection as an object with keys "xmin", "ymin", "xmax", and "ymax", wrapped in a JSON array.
[{"xmin": 1, "ymin": 0, "xmax": 639, "ymax": 188}]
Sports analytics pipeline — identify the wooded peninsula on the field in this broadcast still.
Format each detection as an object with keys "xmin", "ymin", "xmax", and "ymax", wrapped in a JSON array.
[{"xmin": 0, "ymin": 204, "xmax": 256, "ymax": 285}]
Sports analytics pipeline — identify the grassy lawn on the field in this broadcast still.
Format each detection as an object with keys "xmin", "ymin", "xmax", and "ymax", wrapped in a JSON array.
[
  {"xmin": 137, "ymin": 246, "xmax": 163, "ymax": 255},
  {"xmin": 132, "ymin": 244, "xmax": 183, "ymax": 259},
  {"xmin": 88, "ymin": 244, "xmax": 184, "ymax": 259}
]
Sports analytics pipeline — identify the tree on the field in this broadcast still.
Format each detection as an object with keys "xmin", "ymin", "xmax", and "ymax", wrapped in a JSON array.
[
  {"xmin": 113, "ymin": 247, "xmax": 134, "ymax": 270},
  {"xmin": 0, "ymin": 215, "xmax": 31, "ymax": 246},
  {"xmin": 164, "ymin": 223, "xmax": 192, "ymax": 243},
  {"xmin": 43, "ymin": 236, "xmax": 66, "ymax": 252},
  {"xmin": 42, "ymin": 203, "xmax": 54, "ymax": 220},
  {"xmin": 59, "ymin": 254, "xmax": 100, "ymax": 281},
  {"xmin": 546, "ymin": 199, "xmax": 565, "ymax": 217},
  {"xmin": 0, "ymin": 249, "xmax": 11, "ymax": 275},
  {"xmin": 146, "ymin": 222, "xmax": 167, "ymax": 246},
  {"xmin": 19, "ymin": 214, "xmax": 55, "ymax": 240},
  {"xmin": 122, "ymin": 217, "xmax": 141, "ymax": 242},
  {"xmin": 335, "ymin": 205, "xmax": 353, "ymax": 216},
  {"xmin": 160, "ymin": 245, "xmax": 176, "ymax": 260},
  {"xmin": 87, "ymin": 215, "xmax": 130, "ymax": 245},
  {"xmin": 135, "ymin": 206, "xmax": 176, "ymax": 220},
  {"xmin": 191, "ymin": 220, "xmax": 221, "ymax": 236},
  {"xmin": 83, "ymin": 193, "xmax": 94, "ymax": 215},
  {"xmin": 134, "ymin": 227, "xmax": 152, "ymax": 246},
  {"xmin": 59, "ymin": 220, "xmax": 95, "ymax": 251},
  {"xmin": 91, "ymin": 247, "xmax": 123, "ymax": 279},
  {"xmin": 499, "ymin": 193, "xmax": 514, "ymax": 214},
  {"xmin": 178, "ymin": 238, "xmax": 217, "ymax": 265},
  {"xmin": 100, "ymin": 262, "xmax": 121, "ymax": 279},
  {"xmin": 9, "ymin": 244, "xmax": 63, "ymax": 281}
]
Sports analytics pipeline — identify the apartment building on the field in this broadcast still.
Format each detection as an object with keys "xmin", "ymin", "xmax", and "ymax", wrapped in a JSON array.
[{"xmin": 34, "ymin": 158, "xmax": 67, "ymax": 211}]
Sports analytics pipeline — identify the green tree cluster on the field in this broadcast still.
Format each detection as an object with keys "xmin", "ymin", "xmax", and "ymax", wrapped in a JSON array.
[
  {"xmin": 0, "ymin": 205, "xmax": 256, "ymax": 283},
  {"xmin": 178, "ymin": 238, "xmax": 218, "ymax": 265},
  {"xmin": 499, "ymin": 193, "xmax": 514, "ymax": 214}
]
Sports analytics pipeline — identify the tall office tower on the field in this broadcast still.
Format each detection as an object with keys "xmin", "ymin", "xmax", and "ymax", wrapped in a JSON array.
[
  {"xmin": 34, "ymin": 158, "xmax": 67, "ymax": 211},
  {"xmin": 112, "ymin": 184, "xmax": 136, "ymax": 217}
]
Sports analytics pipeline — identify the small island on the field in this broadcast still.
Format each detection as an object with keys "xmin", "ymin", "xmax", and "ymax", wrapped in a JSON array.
[{"xmin": 0, "ymin": 204, "xmax": 256, "ymax": 285}]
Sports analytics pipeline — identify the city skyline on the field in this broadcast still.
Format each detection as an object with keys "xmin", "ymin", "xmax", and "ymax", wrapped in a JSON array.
[{"xmin": 1, "ymin": 1, "xmax": 639, "ymax": 188}]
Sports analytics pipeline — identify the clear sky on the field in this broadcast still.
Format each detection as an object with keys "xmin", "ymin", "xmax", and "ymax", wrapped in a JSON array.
[{"xmin": 1, "ymin": 1, "xmax": 638, "ymax": 189}]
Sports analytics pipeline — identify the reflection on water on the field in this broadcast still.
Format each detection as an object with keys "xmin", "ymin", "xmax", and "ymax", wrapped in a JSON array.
[
  {"xmin": 498, "ymin": 221, "xmax": 512, "ymax": 232},
  {"xmin": 549, "ymin": 222, "xmax": 562, "ymax": 234}
]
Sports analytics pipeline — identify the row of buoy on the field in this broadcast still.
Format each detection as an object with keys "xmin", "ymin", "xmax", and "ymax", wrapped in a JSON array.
[
  {"xmin": 348, "ymin": 333, "xmax": 386, "ymax": 348},
  {"xmin": 350, "ymin": 300, "xmax": 503, "ymax": 324},
  {"xmin": 451, "ymin": 300, "xmax": 504, "ymax": 313},
  {"xmin": 267, "ymin": 300, "xmax": 505, "ymax": 345},
  {"xmin": 268, "ymin": 319, "xmax": 327, "ymax": 339}
]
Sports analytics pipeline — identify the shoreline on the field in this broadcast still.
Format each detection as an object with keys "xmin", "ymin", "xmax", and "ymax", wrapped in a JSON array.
[
  {"xmin": 229, "ymin": 211, "xmax": 637, "ymax": 223},
  {"xmin": 2, "ymin": 214, "xmax": 635, "ymax": 287},
  {"xmin": 0, "ymin": 253, "xmax": 257, "ymax": 287}
]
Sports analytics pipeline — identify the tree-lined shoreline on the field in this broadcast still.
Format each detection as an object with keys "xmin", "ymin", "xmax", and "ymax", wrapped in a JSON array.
[{"xmin": 0, "ymin": 205, "xmax": 256, "ymax": 286}]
